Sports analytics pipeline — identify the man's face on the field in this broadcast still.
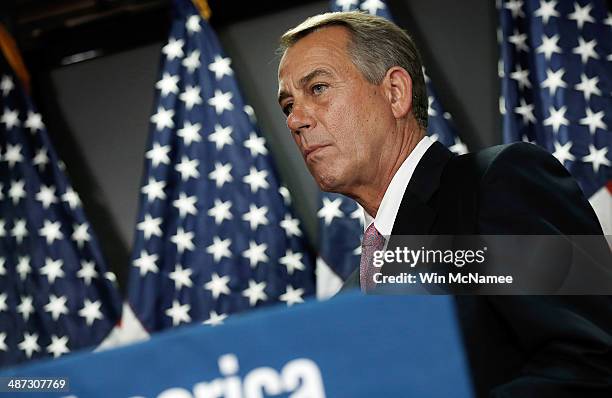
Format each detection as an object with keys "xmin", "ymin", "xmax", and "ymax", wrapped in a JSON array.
[{"xmin": 277, "ymin": 26, "xmax": 395, "ymax": 194}]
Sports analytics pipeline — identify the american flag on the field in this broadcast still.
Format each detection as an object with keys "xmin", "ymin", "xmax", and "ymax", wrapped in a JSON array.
[
  {"xmin": 318, "ymin": 0, "xmax": 468, "ymax": 297},
  {"xmin": 0, "ymin": 36, "xmax": 122, "ymax": 367},
  {"xmin": 127, "ymin": 0, "xmax": 315, "ymax": 332},
  {"xmin": 499, "ymin": 0, "xmax": 611, "ymax": 234}
]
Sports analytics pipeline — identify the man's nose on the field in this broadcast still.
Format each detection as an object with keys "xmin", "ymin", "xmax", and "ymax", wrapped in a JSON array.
[{"xmin": 286, "ymin": 103, "xmax": 315, "ymax": 134}]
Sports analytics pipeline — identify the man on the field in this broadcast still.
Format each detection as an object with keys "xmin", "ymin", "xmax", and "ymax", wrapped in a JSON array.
[{"xmin": 277, "ymin": 11, "xmax": 612, "ymax": 398}]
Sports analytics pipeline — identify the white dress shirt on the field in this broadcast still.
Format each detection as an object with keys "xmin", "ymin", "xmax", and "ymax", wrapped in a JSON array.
[{"xmin": 363, "ymin": 135, "xmax": 435, "ymax": 235}]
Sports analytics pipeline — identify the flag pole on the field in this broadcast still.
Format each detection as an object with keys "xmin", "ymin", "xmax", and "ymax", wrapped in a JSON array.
[
  {"xmin": 0, "ymin": 24, "xmax": 30, "ymax": 93},
  {"xmin": 191, "ymin": 0, "xmax": 212, "ymax": 21}
]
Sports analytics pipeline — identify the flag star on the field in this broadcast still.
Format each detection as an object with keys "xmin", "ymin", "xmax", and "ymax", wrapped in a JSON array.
[
  {"xmin": 44, "ymin": 295, "xmax": 69, "ymax": 321},
  {"xmin": 47, "ymin": 335, "xmax": 70, "ymax": 358},
  {"xmin": 207, "ymin": 236, "xmax": 232, "ymax": 262},
  {"xmin": 543, "ymin": 105, "xmax": 569, "ymax": 134},
  {"xmin": 36, "ymin": 185, "xmax": 58, "ymax": 209},
  {"xmin": 18, "ymin": 332, "xmax": 40, "ymax": 358},
  {"xmin": 168, "ymin": 264, "xmax": 193, "ymax": 290},
  {"xmin": 39, "ymin": 220, "xmax": 63, "ymax": 245},
  {"xmin": 534, "ymin": 0, "xmax": 559, "ymax": 23},
  {"xmin": 138, "ymin": 214, "xmax": 163, "ymax": 239},
  {"xmin": 449, "ymin": 137, "xmax": 469, "ymax": 155},
  {"xmin": 0, "ymin": 186, "xmax": 3, "ymax": 203},
  {"xmin": 580, "ymin": 107, "xmax": 606, "ymax": 135},
  {"xmin": 40, "ymin": 257, "xmax": 65, "ymax": 283},
  {"xmin": 242, "ymin": 241, "xmax": 269, "ymax": 268},
  {"xmin": 17, "ymin": 296, "xmax": 35, "ymax": 321},
  {"xmin": 242, "ymin": 204, "xmax": 269, "ymax": 230},
  {"xmin": 162, "ymin": 37, "xmax": 184, "ymax": 60},
  {"xmin": 280, "ymin": 249, "xmax": 305, "ymax": 275},
  {"xmin": 175, "ymin": 156, "xmax": 200, "ymax": 181},
  {"xmin": 204, "ymin": 273, "xmax": 231, "ymax": 299},
  {"xmin": 146, "ymin": 142, "xmax": 171, "ymax": 167},
  {"xmin": 350, "ymin": 204, "xmax": 365, "ymax": 227},
  {"xmin": 243, "ymin": 132, "xmax": 268, "ymax": 157},
  {"xmin": 0, "ymin": 75, "xmax": 14, "ymax": 96},
  {"xmin": 150, "ymin": 107, "xmax": 175, "ymax": 131},
  {"xmin": 509, "ymin": 65, "xmax": 531, "ymax": 90},
  {"xmin": 12, "ymin": 218, "xmax": 29, "ymax": 244},
  {"xmin": 186, "ymin": 14, "xmax": 202, "ymax": 34},
  {"xmin": 78, "ymin": 299, "xmax": 103, "ymax": 326},
  {"xmin": 0, "ymin": 256, "xmax": 5, "ymax": 274},
  {"xmin": 572, "ymin": 37, "xmax": 599, "ymax": 64},
  {"xmin": 552, "ymin": 140, "xmax": 576, "ymax": 166},
  {"xmin": 335, "ymin": 0, "xmax": 358, "ymax": 11},
  {"xmin": 170, "ymin": 227, "xmax": 195, "ymax": 253},
  {"xmin": 504, "ymin": 0, "xmax": 525, "ymax": 18},
  {"xmin": 581, "ymin": 145, "xmax": 610, "ymax": 173},
  {"xmin": 173, "ymin": 192, "xmax": 198, "ymax": 218},
  {"xmin": 537, "ymin": 34, "xmax": 561, "ymax": 61},
  {"xmin": 16, "ymin": 255, "xmax": 31, "ymax": 280},
  {"xmin": 155, "ymin": 72, "xmax": 180, "ymax": 96},
  {"xmin": 25, "ymin": 111, "xmax": 44, "ymax": 132},
  {"xmin": 8, "ymin": 179, "xmax": 26, "ymax": 204},
  {"xmin": 32, "ymin": 148, "xmax": 49, "ymax": 170},
  {"xmin": 208, "ymin": 89, "xmax": 234, "ymax": 114},
  {"xmin": 542, "ymin": 68, "xmax": 567, "ymax": 96},
  {"xmin": 243, "ymin": 105, "xmax": 257, "ymax": 123},
  {"xmin": 280, "ymin": 214, "xmax": 302, "ymax": 237},
  {"xmin": 0, "ymin": 332, "xmax": 6, "ymax": 352},
  {"xmin": 208, "ymin": 162, "xmax": 233, "ymax": 188},
  {"xmin": 280, "ymin": 285, "xmax": 305, "ymax": 306},
  {"xmin": 179, "ymin": 85, "xmax": 202, "ymax": 110},
  {"xmin": 61, "ymin": 187, "xmax": 81, "ymax": 209},
  {"xmin": 141, "ymin": 177, "xmax": 166, "ymax": 202},
  {"xmin": 568, "ymin": 2, "xmax": 595, "ymax": 29},
  {"xmin": 165, "ymin": 300, "xmax": 191, "ymax": 326},
  {"xmin": 243, "ymin": 167, "xmax": 269, "ymax": 193},
  {"xmin": 208, "ymin": 55, "xmax": 233, "ymax": 80},
  {"xmin": 0, "ymin": 293, "xmax": 7, "ymax": 312},
  {"xmin": 1, "ymin": 108, "xmax": 20, "ymax": 129},
  {"xmin": 4, "ymin": 143, "xmax": 24, "ymax": 167},
  {"xmin": 105, "ymin": 272, "xmax": 117, "ymax": 284},
  {"xmin": 515, "ymin": 99, "xmax": 536, "ymax": 124},
  {"xmin": 182, "ymin": 50, "xmax": 201, "ymax": 74},
  {"xmin": 208, "ymin": 124, "xmax": 234, "ymax": 150},
  {"xmin": 77, "ymin": 260, "xmax": 98, "ymax": 285},
  {"xmin": 427, "ymin": 96, "xmax": 436, "ymax": 116},
  {"xmin": 71, "ymin": 223, "xmax": 90, "ymax": 248},
  {"xmin": 177, "ymin": 121, "xmax": 202, "ymax": 145},
  {"xmin": 208, "ymin": 199, "xmax": 233, "ymax": 225},
  {"xmin": 279, "ymin": 186, "xmax": 292, "ymax": 205},
  {"xmin": 606, "ymin": 13, "xmax": 612, "ymax": 27},
  {"xmin": 360, "ymin": 0, "xmax": 385, "ymax": 15},
  {"xmin": 318, "ymin": 197, "xmax": 344, "ymax": 225},
  {"xmin": 242, "ymin": 280, "xmax": 267, "ymax": 306},
  {"xmin": 133, "ymin": 250, "xmax": 159, "ymax": 276},
  {"xmin": 203, "ymin": 311, "xmax": 227, "ymax": 326},
  {"xmin": 508, "ymin": 29, "xmax": 529, "ymax": 52},
  {"xmin": 574, "ymin": 73, "xmax": 601, "ymax": 101}
]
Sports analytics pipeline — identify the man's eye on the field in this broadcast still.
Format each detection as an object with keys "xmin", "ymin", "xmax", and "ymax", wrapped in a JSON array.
[
  {"xmin": 312, "ymin": 84, "xmax": 327, "ymax": 95},
  {"xmin": 283, "ymin": 103, "xmax": 293, "ymax": 116}
]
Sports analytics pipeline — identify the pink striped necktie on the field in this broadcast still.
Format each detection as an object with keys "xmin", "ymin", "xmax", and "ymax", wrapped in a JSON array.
[{"xmin": 360, "ymin": 223, "xmax": 385, "ymax": 292}]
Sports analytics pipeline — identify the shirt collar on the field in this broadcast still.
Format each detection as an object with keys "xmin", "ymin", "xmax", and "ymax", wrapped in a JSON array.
[{"xmin": 363, "ymin": 135, "xmax": 435, "ymax": 235}]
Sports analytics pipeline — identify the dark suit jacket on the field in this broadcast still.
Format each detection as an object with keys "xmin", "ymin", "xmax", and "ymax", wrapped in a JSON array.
[{"xmin": 342, "ymin": 142, "xmax": 612, "ymax": 397}]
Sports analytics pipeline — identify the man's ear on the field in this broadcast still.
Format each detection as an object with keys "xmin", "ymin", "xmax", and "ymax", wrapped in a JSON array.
[{"xmin": 383, "ymin": 66, "xmax": 413, "ymax": 119}]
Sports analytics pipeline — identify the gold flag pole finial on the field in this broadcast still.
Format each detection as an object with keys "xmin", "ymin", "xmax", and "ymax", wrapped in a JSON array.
[
  {"xmin": 0, "ymin": 24, "xmax": 31, "ymax": 93},
  {"xmin": 192, "ymin": 0, "xmax": 212, "ymax": 21}
]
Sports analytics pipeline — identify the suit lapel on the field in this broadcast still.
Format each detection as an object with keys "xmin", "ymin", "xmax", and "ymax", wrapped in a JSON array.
[{"xmin": 392, "ymin": 141, "xmax": 454, "ymax": 235}]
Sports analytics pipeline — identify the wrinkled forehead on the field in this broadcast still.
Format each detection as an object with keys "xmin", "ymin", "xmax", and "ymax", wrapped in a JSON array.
[{"xmin": 277, "ymin": 26, "xmax": 352, "ymax": 84}]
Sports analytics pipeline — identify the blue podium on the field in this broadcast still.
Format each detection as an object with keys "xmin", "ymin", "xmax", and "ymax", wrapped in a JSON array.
[{"xmin": 1, "ymin": 293, "xmax": 473, "ymax": 397}]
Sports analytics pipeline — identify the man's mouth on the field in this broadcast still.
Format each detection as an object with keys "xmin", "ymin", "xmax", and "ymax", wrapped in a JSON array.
[{"xmin": 304, "ymin": 145, "xmax": 329, "ymax": 159}]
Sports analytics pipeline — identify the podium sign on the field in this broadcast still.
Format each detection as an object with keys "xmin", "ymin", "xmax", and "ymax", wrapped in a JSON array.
[{"xmin": 1, "ymin": 293, "xmax": 473, "ymax": 397}]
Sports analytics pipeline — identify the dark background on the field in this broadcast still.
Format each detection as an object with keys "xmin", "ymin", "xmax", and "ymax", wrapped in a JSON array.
[{"xmin": 1, "ymin": 0, "xmax": 500, "ymax": 291}]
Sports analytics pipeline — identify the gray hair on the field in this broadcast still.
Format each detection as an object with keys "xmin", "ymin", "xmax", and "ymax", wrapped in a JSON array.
[{"xmin": 279, "ymin": 11, "xmax": 428, "ymax": 129}]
